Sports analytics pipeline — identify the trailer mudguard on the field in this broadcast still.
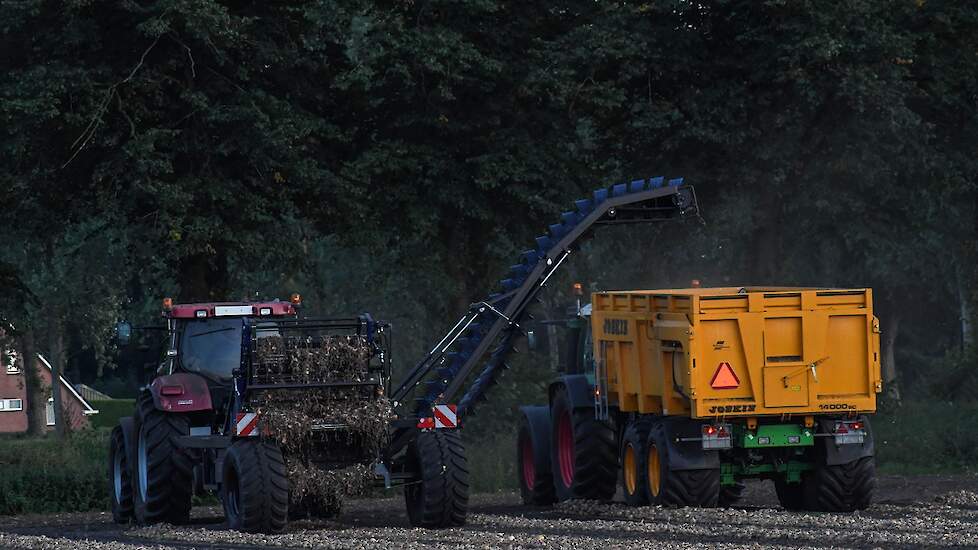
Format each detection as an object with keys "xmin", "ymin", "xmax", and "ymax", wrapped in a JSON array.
[
  {"xmin": 659, "ymin": 416, "xmax": 721, "ymax": 471},
  {"xmin": 818, "ymin": 415, "xmax": 876, "ymax": 466},
  {"xmin": 519, "ymin": 405, "xmax": 552, "ymax": 469},
  {"xmin": 150, "ymin": 372, "xmax": 214, "ymax": 412},
  {"xmin": 550, "ymin": 375, "xmax": 594, "ymax": 411}
]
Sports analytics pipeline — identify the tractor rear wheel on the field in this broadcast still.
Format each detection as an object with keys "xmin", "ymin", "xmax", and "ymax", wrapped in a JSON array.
[
  {"xmin": 644, "ymin": 422, "xmax": 719, "ymax": 507},
  {"xmin": 549, "ymin": 388, "xmax": 616, "ymax": 501},
  {"xmin": 517, "ymin": 414, "xmax": 555, "ymax": 505},
  {"xmin": 109, "ymin": 425, "xmax": 134, "ymax": 523},
  {"xmin": 621, "ymin": 418, "xmax": 653, "ymax": 506},
  {"xmin": 132, "ymin": 394, "xmax": 193, "ymax": 525},
  {"xmin": 405, "ymin": 430, "xmax": 469, "ymax": 528},
  {"xmin": 222, "ymin": 440, "xmax": 289, "ymax": 533}
]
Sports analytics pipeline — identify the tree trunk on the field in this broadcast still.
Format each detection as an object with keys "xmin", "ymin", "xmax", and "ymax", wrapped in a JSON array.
[
  {"xmin": 17, "ymin": 329, "xmax": 46, "ymax": 436},
  {"xmin": 881, "ymin": 313, "xmax": 902, "ymax": 405},
  {"xmin": 48, "ymin": 310, "xmax": 67, "ymax": 440}
]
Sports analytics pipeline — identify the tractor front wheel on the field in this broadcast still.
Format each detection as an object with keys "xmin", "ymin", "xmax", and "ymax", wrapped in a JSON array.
[
  {"xmin": 132, "ymin": 395, "xmax": 193, "ymax": 525},
  {"xmin": 517, "ymin": 412, "xmax": 555, "ymax": 505},
  {"xmin": 405, "ymin": 430, "xmax": 469, "ymax": 528},
  {"xmin": 109, "ymin": 425, "xmax": 134, "ymax": 523}
]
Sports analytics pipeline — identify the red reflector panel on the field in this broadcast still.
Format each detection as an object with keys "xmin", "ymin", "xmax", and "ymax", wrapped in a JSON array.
[
  {"xmin": 710, "ymin": 362, "xmax": 740, "ymax": 390},
  {"xmin": 160, "ymin": 385, "xmax": 184, "ymax": 396}
]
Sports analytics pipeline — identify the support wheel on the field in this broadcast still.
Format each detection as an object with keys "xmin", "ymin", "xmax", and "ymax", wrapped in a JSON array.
[
  {"xmin": 719, "ymin": 482, "xmax": 746, "ymax": 507},
  {"xmin": 644, "ymin": 422, "xmax": 719, "ymax": 507},
  {"xmin": 405, "ymin": 430, "xmax": 469, "ymax": 528},
  {"xmin": 550, "ymin": 388, "xmax": 616, "ymax": 501},
  {"xmin": 222, "ymin": 440, "xmax": 289, "ymax": 533},
  {"xmin": 621, "ymin": 418, "xmax": 653, "ymax": 506},
  {"xmin": 810, "ymin": 456, "xmax": 876, "ymax": 512},
  {"xmin": 109, "ymin": 425, "xmax": 134, "ymax": 523},
  {"xmin": 517, "ymin": 413, "xmax": 555, "ymax": 505},
  {"xmin": 132, "ymin": 394, "xmax": 193, "ymax": 525},
  {"xmin": 774, "ymin": 479, "xmax": 808, "ymax": 511}
]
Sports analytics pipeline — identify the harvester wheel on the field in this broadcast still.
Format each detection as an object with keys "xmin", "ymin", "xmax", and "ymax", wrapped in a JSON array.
[
  {"xmin": 405, "ymin": 430, "xmax": 469, "ymax": 528},
  {"xmin": 222, "ymin": 440, "xmax": 289, "ymax": 533},
  {"xmin": 644, "ymin": 422, "xmax": 719, "ymax": 507},
  {"xmin": 809, "ymin": 456, "xmax": 876, "ymax": 512},
  {"xmin": 621, "ymin": 418, "xmax": 654, "ymax": 506},
  {"xmin": 132, "ymin": 394, "xmax": 193, "ymax": 525},
  {"xmin": 549, "ymin": 388, "xmax": 616, "ymax": 501},
  {"xmin": 718, "ymin": 481, "xmax": 746, "ymax": 507},
  {"xmin": 109, "ymin": 425, "xmax": 134, "ymax": 523},
  {"xmin": 517, "ymin": 414, "xmax": 555, "ymax": 505}
]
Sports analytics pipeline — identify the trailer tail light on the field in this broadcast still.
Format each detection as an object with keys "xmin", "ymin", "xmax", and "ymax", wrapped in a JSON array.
[
  {"xmin": 162, "ymin": 297, "xmax": 173, "ymax": 310},
  {"xmin": 160, "ymin": 385, "xmax": 184, "ymax": 396},
  {"xmin": 701, "ymin": 423, "xmax": 732, "ymax": 449},
  {"xmin": 833, "ymin": 420, "xmax": 866, "ymax": 445}
]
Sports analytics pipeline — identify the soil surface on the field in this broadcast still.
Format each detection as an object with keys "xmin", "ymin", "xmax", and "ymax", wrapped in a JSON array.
[{"xmin": 1, "ymin": 474, "xmax": 976, "ymax": 549}]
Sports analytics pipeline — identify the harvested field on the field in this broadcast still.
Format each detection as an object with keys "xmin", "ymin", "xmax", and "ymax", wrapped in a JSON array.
[{"xmin": 1, "ymin": 474, "xmax": 976, "ymax": 549}]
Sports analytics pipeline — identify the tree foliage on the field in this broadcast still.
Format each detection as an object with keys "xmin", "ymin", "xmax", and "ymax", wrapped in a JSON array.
[{"xmin": 0, "ymin": 0, "xmax": 976, "ymax": 414}]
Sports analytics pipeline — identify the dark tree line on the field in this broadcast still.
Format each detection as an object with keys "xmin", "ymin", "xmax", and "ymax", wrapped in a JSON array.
[{"xmin": 1, "ymin": 1, "xmax": 976, "ymax": 435}]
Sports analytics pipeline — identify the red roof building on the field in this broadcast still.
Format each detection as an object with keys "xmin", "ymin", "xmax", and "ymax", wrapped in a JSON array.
[{"xmin": 0, "ymin": 350, "xmax": 99, "ymax": 434}]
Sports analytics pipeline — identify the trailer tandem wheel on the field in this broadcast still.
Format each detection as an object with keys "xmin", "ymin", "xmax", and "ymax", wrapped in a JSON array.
[
  {"xmin": 644, "ymin": 422, "xmax": 720, "ymax": 507},
  {"xmin": 109, "ymin": 425, "xmax": 134, "ymax": 523},
  {"xmin": 517, "ymin": 411, "xmax": 556, "ymax": 505},
  {"xmin": 132, "ymin": 393, "xmax": 193, "ymax": 525},
  {"xmin": 809, "ymin": 456, "xmax": 876, "ymax": 512},
  {"xmin": 549, "ymin": 388, "xmax": 616, "ymax": 501},
  {"xmin": 405, "ymin": 430, "xmax": 469, "ymax": 528},
  {"xmin": 222, "ymin": 440, "xmax": 289, "ymax": 533},
  {"xmin": 621, "ymin": 418, "xmax": 654, "ymax": 506}
]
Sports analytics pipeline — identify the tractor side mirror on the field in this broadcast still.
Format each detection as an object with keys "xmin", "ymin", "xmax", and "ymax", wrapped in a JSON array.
[
  {"xmin": 115, "ymin": 321, "xmax": 133, "ymax": 347},
  {"xmin": 526, "ymin": 330, "xmax": 538, "ymax": 351}
]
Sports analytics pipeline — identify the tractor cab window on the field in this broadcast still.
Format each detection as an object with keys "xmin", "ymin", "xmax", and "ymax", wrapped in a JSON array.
[{"xmin": 179, "ymin": 318, "xmax": 243, "ymax": 383}]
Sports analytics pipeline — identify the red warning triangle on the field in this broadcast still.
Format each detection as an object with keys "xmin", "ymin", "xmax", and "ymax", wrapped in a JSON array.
[{"xmin": 710, "ymin": 362, "xmax": 740, "ymax": 389}]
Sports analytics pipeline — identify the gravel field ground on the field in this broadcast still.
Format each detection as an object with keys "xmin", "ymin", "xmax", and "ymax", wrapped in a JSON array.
[{"xmin": 1, "ymin": 474, "xmax": 977, "ymax": 549}]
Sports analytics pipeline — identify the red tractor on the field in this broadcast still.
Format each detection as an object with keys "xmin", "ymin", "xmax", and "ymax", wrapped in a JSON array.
[{"xmin": 109, "ymin": 296, "xmax": 392, "ymax": 533}]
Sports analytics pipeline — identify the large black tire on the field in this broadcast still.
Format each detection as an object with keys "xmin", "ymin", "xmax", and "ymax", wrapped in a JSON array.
[
  {"xmin": 808, "ymin": 456, "xmax": 876, "ymax": 512},
  {"xmin": 222, "ymin": 440, "xmax": 289, "ymax": 533},
  {"xmin": 517, "ymin": 415, "xmax": 555, "ymax": 505},
  {"xmin": 549, "ymin": 388, "xmax": 617, "ymax": 501},
  {"xmin": 132, "ymin": 394, "xmax": 193, "ymax": 525},
  {"xmin": 774, "ymin": 478, "xmax": 808, "ymax": 511},
  {"xmin": 643, "ymin": 421, "xmax": 719, "ymax": 507},
  {"xmin": 719, "ymin": 481, "xmax": 746, "ymax": 507},
  {"xmin": 405, "ymin": 430, "xmax": 469, "ymax": 528},
  {"xmin": 109, "ymin": 425, "xmax": 134, "ymax": 523},
  {"xmin": 621, "ymin": 418, "xmax": 654, "ymax": 506}
]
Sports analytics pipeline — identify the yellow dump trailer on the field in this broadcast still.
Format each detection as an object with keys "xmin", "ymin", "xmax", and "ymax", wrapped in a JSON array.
[
  {"xmin": 590, "ymin": 288, "xmax": 881, "ymax": 420},
  {"xmin": 516, "ymin": 287, "xmax": 881, "ymax": 514}
]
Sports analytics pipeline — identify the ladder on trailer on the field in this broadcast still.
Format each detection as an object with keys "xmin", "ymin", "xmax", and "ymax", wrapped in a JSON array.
[{"xmin": 385, "ymin": 177, "xmax": 699, "ymax": 456}]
